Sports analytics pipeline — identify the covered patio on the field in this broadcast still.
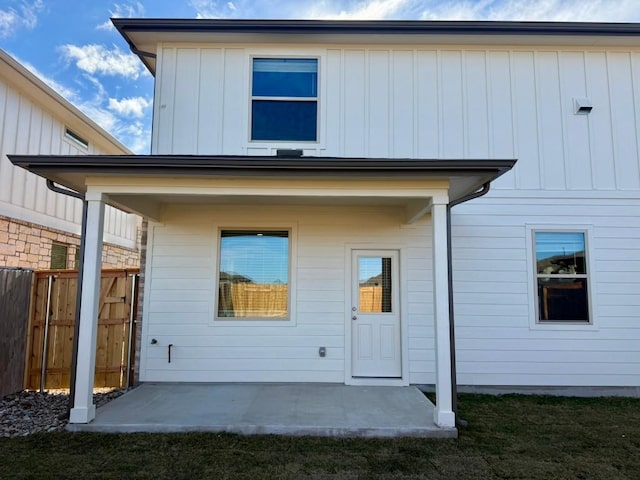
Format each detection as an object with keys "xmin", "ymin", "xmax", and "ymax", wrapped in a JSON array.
[
  {"xmin": 66, "ymin": 383, "xmax": 456, "ymax": 438},
  {"xmin": 9, "ymin": 154, "xmax": 515, "ymax": 434}
]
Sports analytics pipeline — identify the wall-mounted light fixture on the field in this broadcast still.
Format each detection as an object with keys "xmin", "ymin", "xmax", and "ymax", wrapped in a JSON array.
[{"xmin": 573, "ymin": 97, "xmax": 593, "ymax": 115}]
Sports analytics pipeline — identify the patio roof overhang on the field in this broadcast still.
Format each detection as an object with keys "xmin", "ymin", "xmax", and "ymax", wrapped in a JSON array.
[
  {"xmin": 9, "ymin": 155, "xmax": 515, "ymax": 223},
  {"xmin": 8, "ymin": 153, "xmax": 515, "ymax": 427}
]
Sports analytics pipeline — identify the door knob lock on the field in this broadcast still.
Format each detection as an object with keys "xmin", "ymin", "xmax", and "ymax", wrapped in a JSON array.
[{"xmin": 352, "ymin": 316, "xmax": 357, "ymax": 321}]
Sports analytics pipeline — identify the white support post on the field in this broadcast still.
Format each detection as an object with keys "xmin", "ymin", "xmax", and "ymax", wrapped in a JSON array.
[
  {"xmin": 431, "ymin": 198, "xmax": 455, "ymax": 428},
  {"xmin": 69, "ymin": 192, "xmax": 105, "ymax": 424}
]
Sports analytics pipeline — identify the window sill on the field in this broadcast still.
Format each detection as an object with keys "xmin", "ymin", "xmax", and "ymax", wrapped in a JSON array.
[
  {"xmin": 212, "ymin": 318, "xmax": 294, "ymax": 327},
  {"xmin": 530, "ymin": 321, "xmax": 598, "ymax": 331}
]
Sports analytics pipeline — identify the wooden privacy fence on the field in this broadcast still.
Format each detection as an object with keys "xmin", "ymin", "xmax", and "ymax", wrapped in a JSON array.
[
  {"xmin": 25, "ymin": 269, "xmax": 139, "ymax": 390},
  {"xmin": 0, "ymin": 268, "xmax": 33, "ymax": 397}
]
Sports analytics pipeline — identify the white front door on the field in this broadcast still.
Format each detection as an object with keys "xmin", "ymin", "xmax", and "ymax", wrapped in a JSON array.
[{"xmin": 351, "ymin": 250, "xmax": 401, "ymax": 378}]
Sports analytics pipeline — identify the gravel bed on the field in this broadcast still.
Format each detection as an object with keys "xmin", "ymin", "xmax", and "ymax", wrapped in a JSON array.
[{"xmin": 0, "ymin": 388, "xmax": 124, "ymax": 437}]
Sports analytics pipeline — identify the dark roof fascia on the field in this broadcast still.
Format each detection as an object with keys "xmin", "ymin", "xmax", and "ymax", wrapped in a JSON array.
[
  {"xmin": 112, "ymin": 18, "xmax": 640, "ymax": 37},
  {"xmin": 113, "ymin": 19, "xmax": 640, "ymax": 75},
  {"xmin": 9, "ymin": 154, "xmax": 515, "ymax": 178}
]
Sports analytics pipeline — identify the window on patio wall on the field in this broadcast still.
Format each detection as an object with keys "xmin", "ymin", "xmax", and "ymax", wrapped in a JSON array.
[
  {"xmin": 217, "ymin": 230, "xmax": 289, "ymax": 320},
  {"xmin": 534, "ymin": 231, "xmax": 590, "ymax": 323}
]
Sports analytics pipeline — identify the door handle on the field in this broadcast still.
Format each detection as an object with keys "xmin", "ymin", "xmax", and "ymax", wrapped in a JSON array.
[{"xmin": 352, "ymin": 315, "xmax": 357, "ymax": 321}]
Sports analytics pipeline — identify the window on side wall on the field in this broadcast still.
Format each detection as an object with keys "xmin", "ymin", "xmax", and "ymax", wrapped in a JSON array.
[
  {"xmin": 251, "ymin": 58, "xmax": 318, "ymax": 142},
  {"xmin": 534, "ymin": 231, "xmax": 590, "ymax": 323},
  {"xmin": 217, "ymin": 230, "xmax": 289, "ymax": 320},
  {"xmin": 50, "ymin": 242, "xmax": 68, "ymax": 269}
]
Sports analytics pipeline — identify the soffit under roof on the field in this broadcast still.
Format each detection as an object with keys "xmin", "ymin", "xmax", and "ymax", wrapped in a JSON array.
[{"xmin": 112, "ymin": 19, "xmax": 640, "ymax": 75}]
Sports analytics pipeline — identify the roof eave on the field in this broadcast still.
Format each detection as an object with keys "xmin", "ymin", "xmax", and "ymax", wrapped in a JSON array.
[
  {"xmin": 8, "ymin": 154, "xmax": 516, "ymax": 203},
  {"xmin": 112, "ymin": 18, "xmax": 640, "ymax": 36},
  {"xmin": 112, "ymin": 18, "xmax": 640, "ymax": 76}
]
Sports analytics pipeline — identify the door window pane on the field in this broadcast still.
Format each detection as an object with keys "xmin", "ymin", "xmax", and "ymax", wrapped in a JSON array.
[
  {"xmin": 358, "ymin": 257, "xmax": 392, "ymax": 313},
  {"xmin": 217, "ymin": 230, "xmax": 289, "ymax": 319}
]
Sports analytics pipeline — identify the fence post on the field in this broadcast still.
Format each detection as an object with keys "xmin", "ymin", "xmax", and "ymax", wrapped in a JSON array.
[
  {"xmin": 39, "ymin": 275, "xmax": 54, "ymax": 393},
  {"xmin": 125, "ymin": 273, "xmax": 138, "ymax": 389}
]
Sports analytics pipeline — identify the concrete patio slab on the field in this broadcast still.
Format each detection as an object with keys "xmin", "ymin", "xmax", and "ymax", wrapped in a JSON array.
[{"xmin": 67, "ymin": 383, "xmax": 457, "ymax": 438}]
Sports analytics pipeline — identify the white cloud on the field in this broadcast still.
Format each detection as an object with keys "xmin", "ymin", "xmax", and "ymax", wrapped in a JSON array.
[
  {"xmin": 190, "ymin": 0, "xmax": 265, "ymax": 18},
  {"xmin": 419, "ymin": 0, "xmax": 640, "ymax": 21},
  {"xmin": 16, "ymin": 57, "xmax": 78, "ymax": 103},
  {"xmin": 97, "ymin": 1, "xmax": 145, "ymax": 31},
  {"xmin": 108, "ymin": 96, "xmax": 152, "ymax": 118},
  {"xmin": 303, "ymin": 0, "xmax": 409, "ymax": 20},
  {"xmin": 120, "ymin": 121, "xmax": 151, "ymax": 154},
  {"xmin": 0, "ymin": 0, "xmax": 44, "ymax": 38},
  {"xmin": 190, "ymin": 0, "xmax": 222, "ymax": 18},
  {"xmin": 59, "ymin": 44, "xmax": 146, "ymax": 79},
  {"xmin": 189, "ymin": 0, "xmax": 640, "ymax": 21}
]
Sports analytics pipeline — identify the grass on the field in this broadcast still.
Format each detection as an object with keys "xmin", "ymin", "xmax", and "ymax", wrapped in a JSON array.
[{"xmin": 1, "ymin": 394, "xmax": 639, "ymax": 479}]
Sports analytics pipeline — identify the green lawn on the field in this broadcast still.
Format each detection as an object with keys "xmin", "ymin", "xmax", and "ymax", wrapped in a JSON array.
[{"xmin": 1, "ymin": 394, "xmax": 638, "ymax": 479}]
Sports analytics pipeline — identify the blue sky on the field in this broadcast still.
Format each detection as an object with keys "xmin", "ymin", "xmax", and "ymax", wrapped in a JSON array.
[{"xmin": 2, "ymin": 0, "xmax": 640, "ymax": 154}]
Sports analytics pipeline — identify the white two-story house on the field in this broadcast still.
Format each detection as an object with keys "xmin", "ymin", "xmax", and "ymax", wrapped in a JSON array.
[
  {"xmin": 0, "ymin": 49, "xmax": 139, "ymax": 269},
  {"xmin": 11, "ymin": 19, "xmax": 640, "ymax": 429}
]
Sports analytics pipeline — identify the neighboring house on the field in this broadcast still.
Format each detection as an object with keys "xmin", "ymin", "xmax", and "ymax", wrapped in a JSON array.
[
  {"xmin": 0, "ymin": 49, "xmax": 139, "ymax": 269},
  {"xmin": 10, "ymin": 20, "xmax": 640, "ymax": 429}
]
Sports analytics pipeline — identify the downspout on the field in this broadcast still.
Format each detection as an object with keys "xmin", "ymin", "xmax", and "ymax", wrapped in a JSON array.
[
  {"xmin": 46, "ymin": 180, "xmax": 87, "ymax": 419},
  {"xmin": 447, "ymin": 181, "xmax": 491, "ymax": 427},
  {"xmin": 126, "ymin": 43, "xmax": 157, "ymax": 77},
  {"xmin": 129, "ymin": 46, "xmax": 156, "ymax": 60}
]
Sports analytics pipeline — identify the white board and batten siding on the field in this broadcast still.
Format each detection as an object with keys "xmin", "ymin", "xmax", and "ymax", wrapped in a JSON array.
[
  {"xmin": 148, "ymin": 42, "xmax": 640, "ymax": 387},
  {"xmin": 0, "ymin": 58, "xmax": 138, "ymax": 248},
  {"xmin": 140, "ymin": 204, "xmax": 435, "ymax": 384},
  {"xmin": 154, "ymin": 43, "xmax": 638, "ymax": 186}
]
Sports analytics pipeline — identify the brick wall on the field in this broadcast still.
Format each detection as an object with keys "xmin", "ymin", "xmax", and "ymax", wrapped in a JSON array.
[{"xmin": 0, "ymin": 215, "xmax": 139, "ymax": 269}]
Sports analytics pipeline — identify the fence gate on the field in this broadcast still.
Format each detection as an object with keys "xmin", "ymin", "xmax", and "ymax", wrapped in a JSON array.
[{"xmin": 25, "ymin": 269, "xmax": 139, "ymax": 390}]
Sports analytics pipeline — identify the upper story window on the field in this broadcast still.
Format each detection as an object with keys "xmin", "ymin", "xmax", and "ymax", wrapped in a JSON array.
[
  {"xmin": 251, "ymin": 58, "xmax": 318, "ymax": 142},
  {"xmin": 64, "ymin": 127, "xmax": 89, "ymax": 150},
  {"xmin": 534, "ymin": 231, "xmax": 590, "ymax": 323}
]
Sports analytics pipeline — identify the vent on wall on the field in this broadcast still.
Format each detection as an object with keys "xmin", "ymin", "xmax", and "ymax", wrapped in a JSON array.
[
  {"xmin": 64, "ymin": 128, "xmax": 89, "ymax": 149},
  {"xmin": 573, "ymin": 97, "xmax": 593, "ymax": 115}
]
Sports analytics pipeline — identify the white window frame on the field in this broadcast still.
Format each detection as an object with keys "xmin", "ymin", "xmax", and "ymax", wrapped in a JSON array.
[
  {"xmin": 63, "ymin": 127, "xmax": 89, "ymax": 150},
  {"xmin": 212, "ymin": 224, "xmax": 297, "ymax": 327},
  {"xmin": 247, "ymin": 52, "xmax": 324, "ymax": 149},
  {"xmin": 526, "ymin": 224, "xmax": 597, "ymax": 330}
]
